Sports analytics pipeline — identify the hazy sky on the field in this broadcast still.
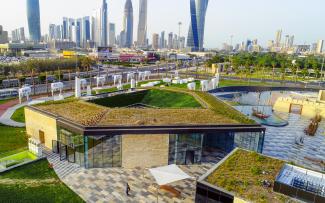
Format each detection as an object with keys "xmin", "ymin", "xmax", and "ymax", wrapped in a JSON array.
[{"xmin": 0, "ymin": 0, "xmax": 324, "ymax": 48}]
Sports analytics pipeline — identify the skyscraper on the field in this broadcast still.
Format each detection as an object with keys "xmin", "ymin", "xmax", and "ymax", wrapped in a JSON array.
[
  {"xmin": 137, "ymin": 0, "xmax": 147, "ymax": 48},
  {"xmin": 82, "ymin": 17, "xmax": 91, "ymax": 47},
  {"xmin": 101, "ymin": 0, "xmax": 108, "ymax": 46},
  {"xmin": 187, "ymin": 0, "xmax": 209, "ymax": 51},
  {"xmin": 168, "ymin": 32, "xmax": 173, "ymax": 50},
  {"xmin": 152, "ymin": 33, "xmax": 159, "ymax": 50},
  {"xmin": 275, "ymin": 29, "xmax": 282, "ymax": 47},
  {"xmin": 160, "ymin": 31, "xmax": 165, "ymax": 49},
  {"xmin": 62, "ymin": 17, "xmax": 68, "ymax": 40},
  {"xmin": 12, "ymin": 27, "xmax": 25, "ymax": 42},
  {"xmin": 316, "ymin": 40, "xmax": 324, "ymax": 54},
  {"xmin": 27, "ymin": 0, "xmax": 41, "ymax": 42},
  {"xmin": 122, "ymin": 0, "xmax": 134, "ymax": 48},
  {"xmin": 0, "ymin": 26, "xmax": 9, "ymax": 44},
  {"xmin": 109, "ymin": 23, "xmax": 116, "ymax": 46}
]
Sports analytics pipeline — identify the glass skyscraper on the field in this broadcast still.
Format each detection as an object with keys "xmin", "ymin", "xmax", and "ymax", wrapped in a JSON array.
[
  {"xmin": 122, "ymin": 0, "xmax": 133, "ymax": 48},
  {"xmin": 137, "ymin": 0, "xmax": 147, "ymax": 48},
  {"xmin": 26, "ymin": 0, "xmax": 41, "ymax": 42},
  {"xmin": 101, "ymin": 0, "xmax": 108, "ymax": 46},
  {"xmin": 187, "ymin": 0, "xmax": 209, "ymax": 51}
]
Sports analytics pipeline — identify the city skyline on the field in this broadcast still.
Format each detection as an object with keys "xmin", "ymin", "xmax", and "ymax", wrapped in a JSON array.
[{"xmin": 0, "ymin": 0, "xmax": 325, "ymax": 48}]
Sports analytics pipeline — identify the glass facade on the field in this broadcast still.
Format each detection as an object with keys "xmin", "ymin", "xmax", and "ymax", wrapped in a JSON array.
[
  {"xmin": 56, "ymin": 125, "xmax": 264, "ymax": 169},
  {"xmin": 169, "ymin": 134, "xmax": 204, "ymax": 165},
  {"xmin": 85, "ymin": 135, "xmax": 122, "ymax": 168},
  {"xmin": 27, "ymin": 0, "xmax": 41, "ymax": 42},
  {"xmin": 57, "ymin": 127, "xmax": 122, "ymax": 169}
]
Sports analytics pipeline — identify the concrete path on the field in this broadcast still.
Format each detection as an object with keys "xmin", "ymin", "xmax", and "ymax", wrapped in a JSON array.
[{"xmin": 0, "ymin": 93, "xmax": 73, "ymax": 128}]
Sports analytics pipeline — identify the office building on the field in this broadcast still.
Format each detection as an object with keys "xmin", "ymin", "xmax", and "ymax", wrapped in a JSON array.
[
  {"xmin": 168, "ymin": 32, "xmax": 173, "ymax": 49},
  {"xmin": 0, "ymin": 26, "xmax": 9, "ymax": 44},
  {"xmin": 27, "ymin": 0, "xmax": 41, "ymax": 42},
  {"xmin": 81, "ymin": 17, "xmax": 91, "ymax": 48},
  {"xmin": 109, "ymin": 23, "xmax": 116, "ymax": 46},
  {"xmin": 101, "ymin": 0, "xmax": 108, "ymax": 46},
  {"xmin": 275, "ymin": 29, "xmax": 282, "ymax": 47},
  {"xmin": 152, "ymin": 33, "xmax": 159, "ymax": 50},
  {"xmin": 316, "ymin": 40, "xmax": 324, "ymax": 54},
  {"xmin": 11, "ymin": 27, "xmax": 25, "ymax": 43},
  {"xmin": 62, "ymin": 17, "xmax": 68, "ymax": 40},
  {"xmin": 137, "ymin": 0, "xmax": 147, "ymax": 48},
  {"xmin": 160, "ymin": 31, "xmax": 165, "ymax": 49},
  {"xmin": 49, "ymin": 24, "xmax": 56, "ymax": 40},
  {"xmin": 122, "ymin": 0, "xmax": 134, "ymax": 48},
  {"xmin": 187, "ymin": 0, "xmax": 209, "ymax": 51}
]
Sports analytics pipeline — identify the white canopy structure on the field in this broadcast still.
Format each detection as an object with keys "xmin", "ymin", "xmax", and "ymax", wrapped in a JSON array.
[
  {"xmin": 51, "ymin": 82, "xmax": 64, "ymax": 99},
  {"xmin": 187, "ymin": 82, "xmax": 196, "ymax": 91},
  {"xmin": 144, "ymin": 71, "xmax": 151, "ymax": 80},
  {"xmin": 18, "ymin": 86, "xmax": 32, "ymax": 104},
  {"xmin": 127, "ymin": 72, "xmax": 135, "ymax": 83},
  {"xmin": 149, "ymin": 164, "xmax": 192, "ymax": 186},
  {"xmin": 138, "ymin": 72, "xmax": 145, "ymax": 81},
  {"xmin": 96, "ymin": 76, "xmax": 106, "ymax": 88},
  {"xmin": 113, "ymin": 75, "xmax": 122, "ymax": 86},
  {"xmin": 201, "ymin": 80, "xmax": 209, "ymax": 92}
]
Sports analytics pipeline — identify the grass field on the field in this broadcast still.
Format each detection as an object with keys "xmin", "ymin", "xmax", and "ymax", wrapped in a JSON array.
[
  {"xmin": 0, "ymin": 125, "xmax": 27, "ymax": 158},
  {"xmin": 11, "ymin": 106, "xmax": 25, "ymax": 123},
  {"xmin": 0, "ymin": 98, "xmax": 14, "ymax": 105},
  {"xmin": 91, "ymin": 89, "xmax": 202, "ymax": 108},
  {"xmin": 0, "ymin": 159, "xmax": 84, "ymax": 203},
  {"xmin": 219, "ymin": 79, "xmax": 274, "ymax": 87}
]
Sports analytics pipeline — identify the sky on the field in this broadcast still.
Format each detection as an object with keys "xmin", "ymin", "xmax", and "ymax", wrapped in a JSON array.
[{"xmin": 0, "ymin": 0, "xmax": 324, "ymax": 48}]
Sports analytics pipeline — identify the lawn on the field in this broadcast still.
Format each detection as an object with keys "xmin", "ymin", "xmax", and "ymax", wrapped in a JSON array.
[
  {"xmin": 219, "ymin": 79, "xmax": 274, "ymax": 87},
  {"xmin": 207, "ymin": 149, "xmax": 288, "ymax": 203},
  {"xmin": 11, "ymin": 106, "xmax": 25, "ymax": 123},
  {"xmin": 91, "ymin": 89, "xmax": 202, "ymax": 108},
  {"xmin": 0, "ymin": 159, "xmax": 84, "ymax": 203},
  {"xmin": 0, "ymin": 124, "xmax": 27, "ymax": 158}
]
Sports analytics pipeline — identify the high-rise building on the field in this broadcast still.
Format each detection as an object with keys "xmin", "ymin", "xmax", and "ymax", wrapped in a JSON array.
[
  {"xmin": 101, "ymin": 0, "xmax": 108, "ymax": 46},
  {"xmin": 152, "ymin": 33, "xmax": 159, "ymax": 50},
  {"xmin": 289, "ymin": 35, "xmax": 294, "ymax": 48},
  {"xmin": 122, "ymin": 0, "xmax": 134, "ymax": 48},
  {"xmin": 168, "ymin": 32, "xmax": 173, "ymax": 49},
  {"xmin": 62, "ymin": 17, "xmax": 68, "ymax": 40},
  {"xmin": 160, "ymin": 31, "xmax": 165, "ymax": 49},
  {"xmin": 187, "ymin": 0, "xmax": 209, "ymax": 51},
  {"xmin": 316, "ymin": 40, "xmax": 324, "ymax": 54},
  {"xmin": 0, "ymin": 25, "xmax": 9, "ymax": 44},
  {"xmin": 27, "ymin": 0, "xmax": 41, "ymax": 42},
  {"xmin": 284, "ymin": 35, "xmax": 290, "ymax": 48},
  {"xmin": 82, "ymin": 17, "xmax": 91, "ymax": 47},
  {"xmin": 49, "ymin": 24, "xmax": 56, "ymax": 40},
  {"xmin": 12, "ymin": 27, "xmax": 25, "ymax": 42},
  {"xmin": 109, "ymin": 23, "xmax": 116, "ymax": 46},
  {"xmin": 137, "ymin": 0, "xmax": 147, "ymax": 48},
  {"xmin": 275, "ymin": 29, "xmax": 282, "ymax": 47}
]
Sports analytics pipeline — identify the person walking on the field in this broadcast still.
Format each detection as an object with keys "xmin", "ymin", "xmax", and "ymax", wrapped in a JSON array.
[{"xmin": 126, "ymin": 182, "xmax": 131, "ymax": 196}]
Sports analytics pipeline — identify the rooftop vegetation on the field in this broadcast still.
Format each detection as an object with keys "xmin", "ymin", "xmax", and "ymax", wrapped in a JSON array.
[
  {"xmin": 206, "ymin": 149, "xmax": 290, "ymax": 203},
  {"xmin": 0, "ymin": 159, "xmax": 84, "ymax": 203},
  {"xmin": 11, "ymin": 106, "xmax": 25, "ymax": 123},
  {"xmin": 91, "ymin": 89, "xmax": 202, "ymax": 108}
]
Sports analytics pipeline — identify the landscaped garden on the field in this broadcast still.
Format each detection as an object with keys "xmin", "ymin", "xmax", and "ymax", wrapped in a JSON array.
[
  {"xmin": 11, "ymin": 106, "xmax": 25, "ymax": 123},
  {"xmin": 206, "ymin": 149, "xmax": 289, "ymax": 203},
  {"xmin": 0, "ymin": 159, "xmax": 84, "ymax": 203},
  {"xmin": 0, "ymin": 124, "xmax": 27, "ymax": 158},
  {"xmin": 90, "ymin": 89, "xmax": 202, "ymax": 108}
]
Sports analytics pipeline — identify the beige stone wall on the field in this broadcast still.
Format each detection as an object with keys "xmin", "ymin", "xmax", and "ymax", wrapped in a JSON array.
[
  {"xmin": 25, "ymin": 108, "xmax": 58, "ymax": 149},
  {"xmin": 122, "ymin": 134, "xmax": 169, "ymax": 169},
  {"xmin": 234, "ymin": 197, "xmax": 248, "ymax": 203}
]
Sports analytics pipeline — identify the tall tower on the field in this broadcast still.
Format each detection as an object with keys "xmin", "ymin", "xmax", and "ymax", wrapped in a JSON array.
[
  {"xmin": 101, "ymin": 0, "xmax": 108, "ymax": 46},
  {"xmin": 187, "ymin": 0, "xmax": 209, "ymax": 52},
  {"xmin": 275, "ymin": 29, "xmax": 282, "ymax": 47},
  {"xmin": 137, "ymin": 0, "xmax": 147, "ymax": 48},
  {"xmin": 122, "ymin": 0, "xmax": 134, "ymax": 48},
  {"xmin": 27, "ymin": 0, "xmax": 41, "ymax": 42}
]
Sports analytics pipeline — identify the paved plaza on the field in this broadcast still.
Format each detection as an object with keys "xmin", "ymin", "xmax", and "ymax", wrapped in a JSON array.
[{"xmin": 263, "ymin": 112, "xmax": 325, "ymax": 172}]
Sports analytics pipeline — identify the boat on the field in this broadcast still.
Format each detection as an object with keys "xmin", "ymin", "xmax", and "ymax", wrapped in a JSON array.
[{"xmin": 252, "ymin": 108, "xmax": 270, "ymax": 120}]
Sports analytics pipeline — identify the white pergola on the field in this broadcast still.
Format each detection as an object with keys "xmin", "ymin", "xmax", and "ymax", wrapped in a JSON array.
[
  {"xmin": 51, "ymin": 82, "xmax": 64, "ymax": 98},
  {"xmin": 18, "ymin": 86, "xmax": 32, "ymax": 104},
  {"xmin": 127, "ymin": 72, "xmax": 135, "ymax": 83},
  {"xmin": 96, "ymin": 76, "xmax": 106, "ymax": 88},
  {"xmin": 200, "ymin": 80, "xmax": 209, "ymax": 92},
  {"xmin": 113, "ymin": 75, "xmax": 122, "ymax": 86}
]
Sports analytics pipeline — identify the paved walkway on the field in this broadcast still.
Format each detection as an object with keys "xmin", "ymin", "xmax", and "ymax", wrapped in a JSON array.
[
  {"xmin": 43, "ymin": 147, "xmax": 224, "ymax": 203},
  {"xmin": 42, "ymin": 148, "xmax": 82, "ymax": 179}
]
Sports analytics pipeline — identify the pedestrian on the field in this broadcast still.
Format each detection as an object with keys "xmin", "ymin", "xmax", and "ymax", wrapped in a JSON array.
[{"xmin": 126, "ymin": 182, "xmax": 131, "ymax": 196}]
